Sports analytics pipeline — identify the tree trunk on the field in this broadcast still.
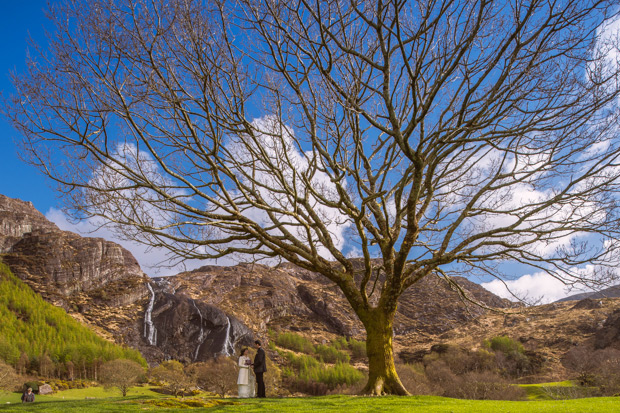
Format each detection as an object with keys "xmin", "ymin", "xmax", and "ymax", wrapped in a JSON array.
[{"xmin": 361, "ymin": 309, "xmax": 409, "ymax": 395}]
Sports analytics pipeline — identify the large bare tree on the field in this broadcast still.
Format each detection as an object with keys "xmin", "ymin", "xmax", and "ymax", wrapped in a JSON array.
[{"xmin": 5, "ymin": 0, "xmax": 620, "ymax": 395}]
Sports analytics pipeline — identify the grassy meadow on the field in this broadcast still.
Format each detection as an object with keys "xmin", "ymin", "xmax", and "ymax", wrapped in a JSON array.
[{"xmin": 0, "ymin": 387, "xmax": 618, "ymax": 412}]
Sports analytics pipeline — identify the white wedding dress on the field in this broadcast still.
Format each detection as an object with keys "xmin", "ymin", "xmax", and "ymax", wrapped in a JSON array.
[{"xmin": 237, "ymin": 355, "xmax": 256, "ymax": 398}]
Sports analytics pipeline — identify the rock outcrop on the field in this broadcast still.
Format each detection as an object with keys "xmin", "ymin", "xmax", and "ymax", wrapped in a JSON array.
[
  {"xmin": 137, "ymin": 280, "xmax": 254, "ymax": 363},
  {"xmin": 0, "ymin": 195, "xmax": 58, "ymax": 252},
  {"xmin": 1, "ymin": 195, "xmax": 148, "ymax": 309}
]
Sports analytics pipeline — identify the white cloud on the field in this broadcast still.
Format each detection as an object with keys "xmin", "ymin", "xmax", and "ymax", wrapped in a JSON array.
[
  {"xmin": 480, "ymin": 264, "xmax": 618, "ymax": 304},
  {"xmin": 481, "ymin": 272, "xmax": 576, "ymax": 304}
]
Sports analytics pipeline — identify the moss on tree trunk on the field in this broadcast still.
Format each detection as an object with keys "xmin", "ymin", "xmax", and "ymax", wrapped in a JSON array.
[{"xmin": 361, "ymin": 309, "xmax": 409, "ymax": 395}]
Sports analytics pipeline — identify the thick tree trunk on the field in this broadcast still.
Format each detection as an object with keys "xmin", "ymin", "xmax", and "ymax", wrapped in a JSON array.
[{"xmin": 361, "ymin": 309, "xmax": 409, "ymax": 395}]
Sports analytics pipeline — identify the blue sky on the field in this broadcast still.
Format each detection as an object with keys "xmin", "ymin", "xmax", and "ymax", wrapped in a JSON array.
[{"xmin": 0, "ymin": 1, "xmax": 56, "ymax": 213}]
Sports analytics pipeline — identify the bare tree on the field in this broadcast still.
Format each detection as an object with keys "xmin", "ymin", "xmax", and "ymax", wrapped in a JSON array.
[
  {"xmin": 0, "ymin": 360, "xmax": 18, "ymax": 394},
  {"xmin": 100, "ymin": 358, "xmax": 145, "ymax": 397},
  {"xmin": 5, "ymin": 0, "xmax": 620, "ymax": 395},
  {"xmin": 187, "ymin": 358, "xmax": 238, "ymax": 397},
  {"xmin": 149, "ymin": 360, "xmax": 194, "ymax": 398}
]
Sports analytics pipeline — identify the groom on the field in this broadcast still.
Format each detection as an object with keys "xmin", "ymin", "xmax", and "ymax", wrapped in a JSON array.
[{"xmin": 253, "ymin": 340, "xmax": 267, "ymax": 398}]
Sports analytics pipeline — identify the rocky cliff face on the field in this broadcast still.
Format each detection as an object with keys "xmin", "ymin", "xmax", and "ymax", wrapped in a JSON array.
[
  {"xmin": 1, "ymin": 194, "xmax": 148, "ymax": 309},
  {"xmin": 0, "ymin": 195, "xmax": 58, "ymax": 252},
  {"xmin": 136, "ymin": 279, "xmax": 254, "ymax": 363},
  {"xmin": 0, "ymin": 195, "xmax": 255, "ymax": 364}
]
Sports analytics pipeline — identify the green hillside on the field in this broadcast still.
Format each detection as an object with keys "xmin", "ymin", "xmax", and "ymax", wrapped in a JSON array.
[{"xmin": 0, "ymin": 262, "xmax": 145, "ymax": 378}]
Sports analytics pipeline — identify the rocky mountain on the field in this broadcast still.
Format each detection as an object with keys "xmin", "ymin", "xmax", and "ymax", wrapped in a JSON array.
[
  {"xmin": 0, "ymin": 195, "xmax": 252, "ymax": 364},
  {"xmin": 2, "ymin": 193, "xmax": 620, "ymax": 377},
  {"xmin": 555, "ymin": 285, "xmax": 620, "ymax": 302}
]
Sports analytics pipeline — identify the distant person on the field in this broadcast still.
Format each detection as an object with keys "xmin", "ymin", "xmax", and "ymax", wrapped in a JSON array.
[
  {"xmin": 237, "ymin": 348, "xmax": 255, "ymax": 398},
  {"xmin": 21, "ymin": 387, "xmax": 35, "ymax": 403},
  {"xmin": 252, "ymin": 340, "xmax": 267, "ymax": 398}
]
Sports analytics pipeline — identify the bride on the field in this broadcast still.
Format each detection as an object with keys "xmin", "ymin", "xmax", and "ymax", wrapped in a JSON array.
[{"xmin": 237, "ymin": 348, "xmax": 255, "ymax": 398}]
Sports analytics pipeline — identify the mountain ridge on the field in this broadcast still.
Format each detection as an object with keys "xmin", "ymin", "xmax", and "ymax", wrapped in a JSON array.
[{"xmin": 2, "ymin": 192, "xmax": 620, "ymax": 382}]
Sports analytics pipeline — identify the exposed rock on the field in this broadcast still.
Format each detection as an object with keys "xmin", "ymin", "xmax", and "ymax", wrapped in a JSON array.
[
  {"xmin": 4, "ymin": 231, "xmax": 146, "ymax": 303},
  {"xmin": 136, "ymin": 281, "xmax": 254, "ymax": 364},
  {"xmin": 594, "ymin": 308, "xmax": 620, "ymax": 349},
  {"xmin": 571, "ymin": 298, "xmax": 603, "ymax": 310},
  {"xmin": 38, "ymin": 384, "xmax": 53, "ymax": 395},
  {"xmin": 0, "ymin": 195, "xmax": 58, "ymax": 253}
]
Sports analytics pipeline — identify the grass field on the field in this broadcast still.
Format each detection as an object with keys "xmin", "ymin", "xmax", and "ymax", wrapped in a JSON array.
[{"xmin": 1, "ymin": 387, "xmax": 619, "ymax": 412}]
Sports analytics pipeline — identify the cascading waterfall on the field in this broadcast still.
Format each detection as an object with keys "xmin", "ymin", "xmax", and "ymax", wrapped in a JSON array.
[
  {"xmin": 192, "ymin": 300, "xmax": 206, "ymax": 361},
  {"xmin": 222, "ymin": 316, "xmax": 234, "ymax": 356},
  {"xmin": 144, "ymin": 283, "xmax": 157, "ymax": 346}
]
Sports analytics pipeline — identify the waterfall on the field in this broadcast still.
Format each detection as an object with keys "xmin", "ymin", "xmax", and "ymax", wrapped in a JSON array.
[
  {"xmin": 144, "ymin": 283, "xmax": 157, "ymax": 346},
  {"xmin": 222, "ymin": 316, "xmax": 234, "ymax": 356},
  {"xmin": 192, "ymin": 300, "xmax": 206, "ymax": 361}
]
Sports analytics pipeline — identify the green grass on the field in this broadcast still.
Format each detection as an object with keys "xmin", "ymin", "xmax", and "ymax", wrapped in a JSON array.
[
  {"xmin": 1, "ymin": 390, "xmax": 619, "ymax": 412},
  {"xmin": 0, "ymin": 385, "xmax": 163, "ymax": 404}
]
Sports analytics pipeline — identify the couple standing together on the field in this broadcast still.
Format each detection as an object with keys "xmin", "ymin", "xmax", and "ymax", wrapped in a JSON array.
[{"xmin": 237, "ymin": 340, "xmax": 267, "ymax": 398}]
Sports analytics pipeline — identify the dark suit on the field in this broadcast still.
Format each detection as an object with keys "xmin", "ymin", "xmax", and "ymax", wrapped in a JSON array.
[{"xmin": 253, "ymin": 347, "xmax": 267, "ymax": 397}]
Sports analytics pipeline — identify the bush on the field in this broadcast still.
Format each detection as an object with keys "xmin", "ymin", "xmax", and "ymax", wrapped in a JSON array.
[
  {"xmin": 300, "ymin": 362, "xmax": 364, "ymax": 389},
  {"xmin": 276, "ymin": 332, "xmax": 315, "ymax": 354},
  {"xmin": 332, "ymin": 337, "xmax": 348, "ymax": 350},
  {"xmin": 284, "ymin": 351, "xmax": 321, "ymax": 371},
  {"xmin": 563, "ymin": 346, "xmax": 620, "ymax": 395},
  {"xmin": 149, "ymin": 360, "xmax": 194, "ymax": 397},
  {"xmin": 485, "ymin": 336, "xmax": 524, "ymax": 356},
  {"xmin": 348, "ymin": 338, "xmax": 366, "ymax": 358},
  {"xmin": 23, "ymin": 381, "xmax": 39, "ymax": 393},
  {"xmin": 188, "ymin": 357, "xmax": 238, "ymax": 397},
  {"xmin": 456, "ymin": 371, "xmax": 526, "ymax": 400},
  {"xmin": 396, "ymin": 363, "xmax": 433, "ymax": 395},
  {"xmin": 484, "ymin": 336, "xmax": 531, "ymax": 377},
  {"xmin": 315, "ymin": 344, "xmax": 350, "ymax": 364},
  {"xmin": 284, "ymin": 377, "xmax": 329, "ymax": 396},
  {"xmin": 281, "ymin": 350, "xmax": 363, "ymax": 393}
]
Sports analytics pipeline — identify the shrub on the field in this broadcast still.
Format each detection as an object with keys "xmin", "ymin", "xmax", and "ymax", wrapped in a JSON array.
[
  {"xmin": 300, "ymin": 362, "xmax": 364, "ymax": 389},
  {"xmin": 485, "ymin": 336, "xmax": 531, "ymax": 377},
  {"xmin": 456, "ymin": 371, "xmax": 526, "ymax": 400},
  {"xmin": 395, "ymin": 363, "xmax": 433, "ymax": 395},
  {"xmin": 23, "ymin": 381, "xmax": 39, "ymax": 393},
  {"xmin": 332, "ymin": 337, "xmax": 348, "ymax": 350},
  {"xmin": 315, "ymin": 344, "xmax": 350, "ymax": 364},
  {"xmin": 348, "ymin": 338, "xmax": 366, "ymax": 358},
  {"xmin": 276, "ymin": 332, "xmax": 315, "ymax": 354},
  {"xmin": 0, "ymin": 360, "xmax": 18, "ymax": 394},
  {"xmin": 563, "ymin": 346, "xmax": 620, "ymax": 395},
  {"xmin": 485, "ymin": 336, "xmax": 524, "ymax": 356},
  {"xmin": 149, "ymin": 360, "xmax": 194, "ymax": 397},
  {"xmin": 284, "ymin": 352, "xmax": 321, "ymax": 371},
  {"xmin": 284, "ymin": 377, "xmax": 329, "ymax": 396}
]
